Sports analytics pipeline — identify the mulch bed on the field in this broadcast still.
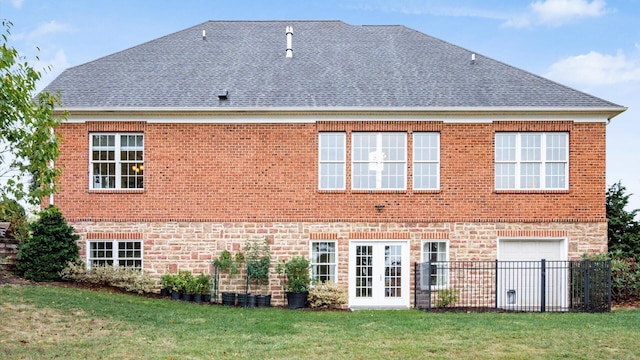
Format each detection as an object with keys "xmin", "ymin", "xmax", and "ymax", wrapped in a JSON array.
[{"xmin": 2, "ymin": 268, "xmax": 638, "ymax": 309}]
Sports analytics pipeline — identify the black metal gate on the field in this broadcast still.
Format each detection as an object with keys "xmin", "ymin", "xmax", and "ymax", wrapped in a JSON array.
[{"xmin": 414, "ymin": 259, "xmax": 611, "ymax": 313}]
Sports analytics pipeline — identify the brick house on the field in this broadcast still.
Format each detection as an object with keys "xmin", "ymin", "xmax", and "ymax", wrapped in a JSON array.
[{"xmin": 44, "ymin": 21, "xmax": 625, "ymax": 308}]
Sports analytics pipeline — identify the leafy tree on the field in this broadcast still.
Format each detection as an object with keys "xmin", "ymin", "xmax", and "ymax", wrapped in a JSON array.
[
  {"xmin": 1, "ymin": 19, "xmax": 64, "ymax": 206},
  {"xmin": 607, "ymin": 181, "xmax": 640, "ymax": 259},
  {"xmin": 16, "ymin": 206, "xmax": 79, "ymax": 281},
  {"xmin": 0, "ymin": 198, "xmax": 29, "ymax": 241}
]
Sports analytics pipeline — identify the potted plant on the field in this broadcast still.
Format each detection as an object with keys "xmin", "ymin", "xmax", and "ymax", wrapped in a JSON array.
[
  {"xmin": 178, "ymin": 270, "xmax": 195, "ymax": 301},
  {"xmin": 171, "ymin": 271, "xmax": 187, "ymax": 300},
  {"xmin": 160, "ymin": 272, "xmax": 175, "ymax": 297},
  {"xmin": 193, "ymin": 273, "xmax": 211, "ymax": 303},
  {"xmin": 212, "ymin": 249, "xmax": 244, "ymax": 305},
  {"xmin": 276, "ymin": 256, "xmax": 311, "ymax": 309},
  {"xmin": 245, "ymin": 237, "xmax": 271, "ymax": 307}
]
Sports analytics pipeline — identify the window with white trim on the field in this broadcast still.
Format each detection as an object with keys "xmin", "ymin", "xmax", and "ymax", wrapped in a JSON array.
[
  {"xmin": 310, "ymin": 241, "xmax": 337, "ymax": 283},
  {"xmin": 90, "ymin": 134, "xmax": 144, "ymax": 189},
  {"xmin": 413, "ymin": 132, "xmax": 440, "ymax": 190},
  {"xmin": 318, "ymin": 133, "xmax": 346, "ymax": 190},
  {"xmin": 495, "ymin": 132, "xmax": 568, "ymax": 190},
  {"xmin": 352, "ymin": 132, "xmax": 406, "ymax": 190},
  {"xmin": 88, "ymin": 241, "xmax": 143, "ymax": 269},
  {"xmin": 421, "ymin": 241, "xmax": 448, "ymax": 289}
]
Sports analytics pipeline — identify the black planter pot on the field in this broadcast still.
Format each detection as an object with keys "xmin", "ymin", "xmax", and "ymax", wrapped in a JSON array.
[
  {"xmin": 221, "ymin": 292, "xmax": 236, "ymax": 306},
  {"xmin": 182, "ymin": 293, "xmax": 193, "ymax": 302},
  {"xmin": 193, "ymin": 293, "xmax": 203, "ymax": 303},
  {"xmin": 160, "ymin": 288, "xmax": 170, "ymax": 297},
  {"xmin": 237, "ymin": 293, "xmax": 250, "ymax": 307},
  {"xmin": 256, "ymin": 294, "xmax": 271, "ymax": 307},
  {"xmin": 247, "ymin": 294, "xmax": 257, "ymax": 307},
  {"xmin": 203, "ymin": 294, "xmax": 212, "ymax": 303},
  {"xmin": 171, "ymin": 291, "xmax": 181, "ymax": 300},
  {"xmin": 286, "ymin": 291, "xmax": 308, "ymax": 309}
]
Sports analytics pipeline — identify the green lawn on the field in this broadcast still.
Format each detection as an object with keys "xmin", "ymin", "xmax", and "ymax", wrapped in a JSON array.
[{"xmin": 1, "ymin": 284, "xmax": 639, "ymax": 359}]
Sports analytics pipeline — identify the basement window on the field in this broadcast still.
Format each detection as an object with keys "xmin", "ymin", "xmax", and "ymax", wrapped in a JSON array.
[{"xmin": 87, "ymin": 240, "xmax": 143, "ymax": 269}]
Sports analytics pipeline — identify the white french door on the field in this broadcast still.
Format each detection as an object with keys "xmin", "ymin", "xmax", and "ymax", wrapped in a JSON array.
[{"xmin": 348, "ymin": 241, "xmax": 410, "ymax": 308}]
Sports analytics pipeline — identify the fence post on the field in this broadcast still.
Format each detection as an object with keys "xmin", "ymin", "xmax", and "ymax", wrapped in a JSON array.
[
  {"xmin": 540, "ymin": 259, "xmax": 546, "ymax": 313},
  {"xmin": 413, "ymin": 262, "xmax": 417, "ymax": 309},
  {"xmin": 427, "ymin": 259, "xmax": 432, "ymax": 312},
  {"xmin": 607, "ymin": 259, "xmax": 612, "ymax": 313},
  {"xmin": 494, "ymin": 259, "xmax": 499, "ymax": 309},
  {"xmin": 569, "ymin": 261, "xmax": 573, "ymax": 310},
  {"xmin": 583, "ymin": 259, "xmax": 591, "ymax": 312}
]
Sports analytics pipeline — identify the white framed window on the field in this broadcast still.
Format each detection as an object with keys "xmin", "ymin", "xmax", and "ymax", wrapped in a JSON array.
[
  {"xmin": 421, "ymin": 241, "xmax": 449, "ymax": 289},
  {"xmin": 87, "ymin": 240, "xmax": 143, "ymax": 269},
  {"xmin": 310, "ymin": 241, "xmax": 337, "ymax": 283},
  {"xmin": 90, "ymin": 133, "xmax": 144, "ymax": 190},
  {"xmin": 352, "ymin": 132, "xmax": 406, "ymax": 190},
  {"xmin": 413, "ymin": 132, "xmax": 440, "ymax": 190},
  {"xmin": 495, "ymin": 132, "xmax": 568, "ymax": 190},
  {"xmin": 318, "ymin": 133, "xmax": 346, "ymax": 190}
]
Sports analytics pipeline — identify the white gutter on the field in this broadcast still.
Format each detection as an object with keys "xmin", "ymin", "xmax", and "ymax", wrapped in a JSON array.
[{"xmin": 55, "ymin": 106, "xmax": 627, "ymax": 121}]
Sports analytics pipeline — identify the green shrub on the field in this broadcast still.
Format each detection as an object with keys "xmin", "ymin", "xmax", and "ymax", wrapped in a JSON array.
[
  {"xmin": 245, "ymin": 237, "xmax": 271, "ymax": 286},
  {"xmin": 435, "ymin": 289, "xmax": 459, "ymax": 308},
  {"xmin": 194, "ymin": 273, "xmax": 211, "ymax": 294},
  {"xmin": 0, "ymin": 198, "xmax": 30, "ymax": 242},
  {"xmin": 160, "ymin": 273, "xmax": 176, "ymax": 290},
  {"xmin": 308, "ymin": 281, "xmax": 347, "ymax": 309},
  {"xmin": 582, "ymin": 252, "xmax": 640, "ymax": 303},
  {"xmin": 276, "ymin": 256, "xmax": 311, "ymax": 293},
  {"xmin": 60, "ymin": 261, "xmax": 155, "ymax": 294},
  {"xmin": 173, "ymin": 270, "xmax": 194, "ymax": 293},
  {"xmin": 611, "ymin": 257, "xmax": 640, "ymax": 302},
  {"xmin": 16, "ymin": 206, "xmax": 79, "ymax": 281}
]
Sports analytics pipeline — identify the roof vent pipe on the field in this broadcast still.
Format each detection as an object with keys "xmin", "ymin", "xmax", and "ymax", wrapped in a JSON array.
[
  {"xmin": 202, "ymin": 30, "xmax": 206, "ymax": 40},
  {"xmin": 471, "ymin": 53, "xmax": 476, "ymax": 64},
  {"xmin": 286, "ymin": 26, "xmax": 293, "ymax": 58}
]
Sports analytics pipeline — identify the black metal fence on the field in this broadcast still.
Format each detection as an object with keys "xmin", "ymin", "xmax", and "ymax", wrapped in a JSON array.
[{"xmin": 414, "ymin": 260, "xmax": 611, "ymax": 313}]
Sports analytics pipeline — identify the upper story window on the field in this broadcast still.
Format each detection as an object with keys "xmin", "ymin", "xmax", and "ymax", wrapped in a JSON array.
[
  {"xmin": 318, "ymin": 133, "xmax": 346, "ymax": 190},
  {"xmin": 352, "ymin": 132, "xmax": 406, "ymax": 190},
  {"xmin": 90, "ymin": 134, "xmax": 144, "ymax": 190},
  {"xmin": 413, "ymin": 132, "xmax": 440, "ymax": 190},
  {"xmin": 495, "ymin": 132, "xmax": 568, "ymax": 190}
]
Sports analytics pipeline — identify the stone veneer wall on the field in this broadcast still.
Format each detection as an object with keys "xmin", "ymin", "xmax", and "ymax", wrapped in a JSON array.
[{"xmin": 72, "ymin": 221, "xmax": 607, "ymax": 306}]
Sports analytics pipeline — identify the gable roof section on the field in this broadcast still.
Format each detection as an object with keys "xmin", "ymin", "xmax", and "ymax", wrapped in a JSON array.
[{"xmin": 44, "ymin": 20, "xmax": 624, "ymax": 115}]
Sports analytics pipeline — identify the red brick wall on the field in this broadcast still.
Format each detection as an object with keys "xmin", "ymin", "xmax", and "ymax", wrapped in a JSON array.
[{"xmin": 54, "ymin": 120, "xmax": 605, "ymax": 223}]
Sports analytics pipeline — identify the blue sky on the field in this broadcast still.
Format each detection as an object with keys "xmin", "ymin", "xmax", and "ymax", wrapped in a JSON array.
[{"xmin": 3, "ymin": 0, "xmax": 640, "ymax": 210}]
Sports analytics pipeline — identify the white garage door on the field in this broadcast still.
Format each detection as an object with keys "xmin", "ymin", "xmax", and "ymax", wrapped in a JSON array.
[
  {"xmin": 498, "ymin": 239, "xmax": 567, "ymax": 310},
  {"xmin": 499, "ymin": 239, "xmax": 565, "ymax": 261}
]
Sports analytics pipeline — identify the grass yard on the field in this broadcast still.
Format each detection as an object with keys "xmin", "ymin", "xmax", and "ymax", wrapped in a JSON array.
[{"xmin": 1, "ymin": 284, "xmax": 639, "ymax": 359}]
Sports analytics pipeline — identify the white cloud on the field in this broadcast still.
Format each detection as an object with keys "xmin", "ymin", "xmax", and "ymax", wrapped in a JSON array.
[
  {"xmin": 532, "ymin": 0, "xmax": 608, "ymax": 25},
  {"xmin": 504, "ymin": 0, "xmax": 610, "ymax": 28},
  {"xmin": 14, "ymin": 20, "xmax": 72, "ymax": 41},
  {"xmin": 342, "ymin": 1, "xmax": 509, "ymax": 21},
  {"xmin": 546, "ymin": 50, "xmax": 640, "ymax": 86},
  {"xmin": 10, "ymin": 0, "xmax": 24, "ymax": 8},
  {"xmin": 26, "ymin": 20, "xmax": 71, "ymax": 40}
]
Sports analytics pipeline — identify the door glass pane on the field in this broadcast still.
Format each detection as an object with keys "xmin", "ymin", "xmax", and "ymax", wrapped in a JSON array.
[
  {"xmin": 385, "ymin": 245, "xmax": 402, "ymax": 298},
  {"xmin": 355, "ymin": 245, "xmax": 373, "ymax": 298}
]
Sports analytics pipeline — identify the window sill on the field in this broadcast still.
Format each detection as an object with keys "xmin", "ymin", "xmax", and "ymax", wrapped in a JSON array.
[
  {"xmin": 317, "ymin": 189, "xmax": 347, "ymax": 194},
  {"xmin": 351, "ymin": 190, "xmax": 408, "ymax": 194},
  {"xmin": 413, "ymin": 189, "xmax": 441, "ymax": 194},
  {"xmin": 495, "ymin": 189, "xmax": 569, "ymax": 194},
  {"xmin": 88, "ymin": 189, "xmax": 146, "ymax": 194}
]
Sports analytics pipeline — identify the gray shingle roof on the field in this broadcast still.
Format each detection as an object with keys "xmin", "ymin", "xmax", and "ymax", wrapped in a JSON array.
[{"xmin": 44, "ymin": 20, "xmax": 623, "ymax": 110}]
